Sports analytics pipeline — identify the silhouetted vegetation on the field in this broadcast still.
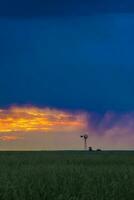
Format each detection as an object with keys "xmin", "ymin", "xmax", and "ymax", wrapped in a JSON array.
[
  {"xmin": 88, "ymin": 146, "xmax": 93, "ymax": 151},
  {"xmin": 96, "ymin": 149, "xmax": 102, "ymax": 151}
]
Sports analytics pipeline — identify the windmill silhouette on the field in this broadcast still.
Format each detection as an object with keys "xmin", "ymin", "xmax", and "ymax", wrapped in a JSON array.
[{"xmin": 80, "ymin": 134, "xmax": 88, "ymax": 150}]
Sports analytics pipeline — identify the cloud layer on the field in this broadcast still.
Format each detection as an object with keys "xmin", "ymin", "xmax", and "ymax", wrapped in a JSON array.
[
  {"xmin": 0, "ymin": 106, "xmax": 87, "ymax": 134},
  {"xmin": 0, "ymin": 106, "xmax": 134, "ymax": 150}
]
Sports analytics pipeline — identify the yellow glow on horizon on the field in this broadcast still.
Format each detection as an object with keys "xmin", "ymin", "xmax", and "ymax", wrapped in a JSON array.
[{"xmin": 0, "ymin": 106, "xmax": 88, "ymax": 135}]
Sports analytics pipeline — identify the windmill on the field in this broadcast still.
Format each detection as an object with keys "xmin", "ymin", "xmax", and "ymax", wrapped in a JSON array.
[{"xmin": 80, "ymin": 134, "xmax": 88, "ymax": 150}]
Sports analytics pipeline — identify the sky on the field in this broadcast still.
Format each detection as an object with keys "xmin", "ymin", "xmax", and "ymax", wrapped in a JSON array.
[{"xmin": 0, "ymin": 0, "xmax": 134, "ymax": 150}]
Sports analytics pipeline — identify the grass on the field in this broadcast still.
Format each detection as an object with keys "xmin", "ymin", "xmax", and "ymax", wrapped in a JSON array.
[{"xmin": 0, "ymin": 151, "xmax": 134, "ymax": 200}]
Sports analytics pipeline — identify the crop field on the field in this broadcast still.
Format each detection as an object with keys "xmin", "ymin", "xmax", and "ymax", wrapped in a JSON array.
[{"xmin": 0, "ymin": 151, "xmax": 134, "ymax": 200}]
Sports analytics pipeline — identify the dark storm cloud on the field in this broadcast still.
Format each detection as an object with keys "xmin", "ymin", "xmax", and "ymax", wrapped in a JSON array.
[
  {"xmin": 0, "ymin": 0, "xmax": 134, "ymax": 17},
  {"xmin": 0, "ymin": 1, "xmax": 134, "ymax": 113}
]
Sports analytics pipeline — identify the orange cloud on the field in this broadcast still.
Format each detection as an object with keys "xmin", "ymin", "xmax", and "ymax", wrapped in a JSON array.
[
  {"xmin": 0, "ymin": 135, "xmax": 22, "ymax": 142},
  {"xmin": 0, "ymin": 106, "xmax": 88, "ymax": 133}
]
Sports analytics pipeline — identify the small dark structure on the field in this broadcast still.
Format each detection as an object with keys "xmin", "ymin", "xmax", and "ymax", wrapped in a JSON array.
[
  {"xmin": 96, "ymin": 149, "xmax": 102, "ymax": 151},
  {"xmin": 88, "ymin": 147, "xmax": 93, "ymax": 151}
]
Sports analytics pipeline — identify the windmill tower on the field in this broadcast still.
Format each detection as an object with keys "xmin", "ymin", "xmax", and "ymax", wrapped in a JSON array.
[{"xmin": 80, "ymin": 134, "xmax": 88, "ymax": 150}]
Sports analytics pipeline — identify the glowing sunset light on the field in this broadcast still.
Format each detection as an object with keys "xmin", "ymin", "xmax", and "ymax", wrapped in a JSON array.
[
  {"xmin": 1, "ymin": 106, "xmax": 134, "ymax": 150},
  {"xmin": 0, "ymin": 106, "xmax": 88, "ymax": 134},
  {"xmin": 0, "ymin": 135, "xmax": 22, "ymax": 142}
]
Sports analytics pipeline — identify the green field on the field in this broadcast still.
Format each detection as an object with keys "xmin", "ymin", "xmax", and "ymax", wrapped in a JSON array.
[{"xmin": 0, "ymin": 151, "xmax": 134, "ymax": 200}]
